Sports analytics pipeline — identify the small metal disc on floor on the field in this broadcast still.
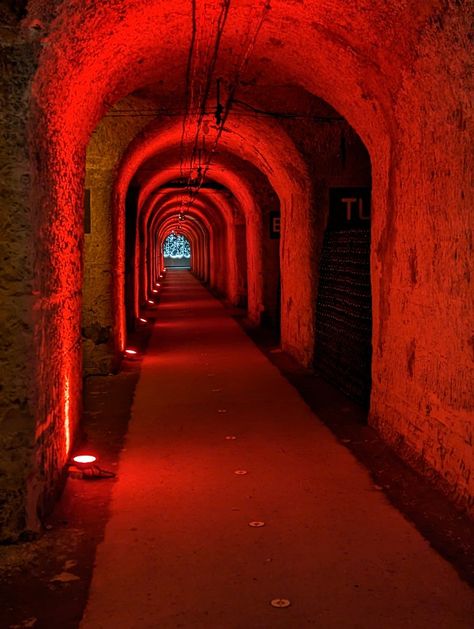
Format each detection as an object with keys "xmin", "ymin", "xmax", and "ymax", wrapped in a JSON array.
[
  {"xmin": 270, "ymin": 598, "xmax": 291, "ymax": 608},
  {"xmin": 218, "ymin": 409, "xmax": 227, "ymax": 413},
  {"xmin": 234, "ymin": 469, "xmax": 248, "ymax": 475},
  {"xmin": 248, "ymin": 521, "xmax": 265, "ymax": 527},
  {"xmin": 225, "ymin": 435, "xmax": 237, "ymax": 440}
]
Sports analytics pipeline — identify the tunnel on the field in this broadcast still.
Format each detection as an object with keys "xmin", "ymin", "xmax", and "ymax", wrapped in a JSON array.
[{"xmin": 0, "ymin": 1, "xmax": 473, "ymax": 626}]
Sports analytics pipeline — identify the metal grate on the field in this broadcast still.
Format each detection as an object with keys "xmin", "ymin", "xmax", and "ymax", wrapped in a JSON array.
[{"xmin": 315, "ymin": 228, "xmax": 372, "ymax": 407}]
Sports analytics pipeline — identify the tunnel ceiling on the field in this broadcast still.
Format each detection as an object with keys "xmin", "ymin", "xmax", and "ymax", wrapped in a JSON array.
[
  {"xmin": 110, "ymin": 99, "xmax": 313, "ymax": 257},
  {"xmin": 131, "ymin": 145, "xmax": 279, "ymax": 202},
  {"xmin": 28, "ymin": 0, "xmax": 445, "ymax": 254},
  {"xmin": 30, "ymin": 0, "xmax": 446, "ymax": 157},
  {"xmin": 127, "ymin": 86, "xmax": 340, "ymax": 202}
]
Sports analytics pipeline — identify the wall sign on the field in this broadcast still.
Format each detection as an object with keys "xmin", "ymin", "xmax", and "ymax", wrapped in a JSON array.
[
  {"xmin": 269, "ymin": 211, "xmax": 280, "ymax": 239},
  {"xmin": 328, "ymin": 187, "xmax": 371, "ymax": 230}
]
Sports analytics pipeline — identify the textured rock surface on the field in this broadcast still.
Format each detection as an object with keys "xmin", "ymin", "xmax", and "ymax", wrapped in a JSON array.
[
  {"xmin": 0, "ymin": 16, "xmax": 39, "ymax": 540},
  {"xmin": 83, "ymin": 98, "xmax": 150, "ymax": 374}
]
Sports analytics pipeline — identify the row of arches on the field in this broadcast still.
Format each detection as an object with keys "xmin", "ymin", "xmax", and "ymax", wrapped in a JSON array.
[{"xmin": 0, "ymin": 0, "xmax": 471, "ymax": 540}]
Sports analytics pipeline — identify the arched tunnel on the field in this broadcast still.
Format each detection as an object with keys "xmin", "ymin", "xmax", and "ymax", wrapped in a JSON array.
[{"xmin": 0, "ymin": 1, "xmax": 473, "ymax": 626}]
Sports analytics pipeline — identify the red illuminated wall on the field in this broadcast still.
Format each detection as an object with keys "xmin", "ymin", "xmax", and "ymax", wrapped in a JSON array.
[{"xmin": 0, "ymin": 0, "xmax": 471, "ymax": 540}]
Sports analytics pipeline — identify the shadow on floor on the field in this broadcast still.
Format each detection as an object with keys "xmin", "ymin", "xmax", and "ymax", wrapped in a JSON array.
[{"xmin": 235, "ymin": 312, "xmax": 474, "ymax": 589}]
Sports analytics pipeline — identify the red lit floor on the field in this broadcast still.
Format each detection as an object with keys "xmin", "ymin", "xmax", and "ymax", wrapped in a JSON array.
[{"xmin": 81, "ymin": 271, "xmax": 473, "ymax": 629}]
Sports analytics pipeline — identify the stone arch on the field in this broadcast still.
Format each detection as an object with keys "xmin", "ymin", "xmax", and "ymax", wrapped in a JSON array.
[{"xmin": 2, "ymin": 0, "xmax": 466, "ymax": 540}]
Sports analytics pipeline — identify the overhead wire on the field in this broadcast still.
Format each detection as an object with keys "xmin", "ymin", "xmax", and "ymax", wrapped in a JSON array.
[
  {"xmin": 177, "ymin": 0, "xmax": 232, "ymax": 222},
  {"xmin": 181, "ymin": 0, "xmax": 273, "ymax": 216},
  {"xmin": 187, "ymin": 0, "xmax": 231, "ymax": 180},
  {"xmin": 179, "ymin": 0, "xmax": 197, "ymax": 179},
  {"xmin": 105, "ymin": 107, "xmax": 344, "ymax": 121},
  {"xmin": 153, "ymin": 0, "xmax": 277, "ymax": 236}
]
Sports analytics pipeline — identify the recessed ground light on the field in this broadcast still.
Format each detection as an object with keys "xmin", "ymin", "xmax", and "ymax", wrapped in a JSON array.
[
  {"xmin": 147, "ymin": 300, "xmax": 155, "ymax": 304},
  {"xmin": 159, "ymin": 274, "xmax": 163, "ymax": 278},
  {"xmin": 156, "ymin": 283, "xmax": 161, "ymax": 287},
  {"xmin": 234, "ymin": 469, "xmax": 248, "ymax": 475},
  {"xmin": 270, "ymin": 599, "xmax": 291, "ymax": 608},
  {"xmin": 70, "ymin": 454, "xmax": 115, "ymax": 479},
  {"xmin": 138, "ymin": 317, "xmax": 147, "ymax": 323},
  {"xmin": 152, "ymin": 289, "xmax": 158, "ymax": 293},
  {"xmin": 225, "ymin": 435, "xmax": 237, "ymax": 440},
  {"xmin": 72, "ymin": 454, "xmax": 97, "ymax": 469},
  {"xmin": 125, "ymin": 348, "xmax": 137, "ymax": 356},
  {"xmin": 249, "ymin": 521, "xmax": 265, "ymax": 527}
]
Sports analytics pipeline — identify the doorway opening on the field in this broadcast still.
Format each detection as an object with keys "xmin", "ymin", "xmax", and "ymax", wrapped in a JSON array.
[{"xmin": 315, "ymin": 188, "xmax": 372, "ymax": 408}]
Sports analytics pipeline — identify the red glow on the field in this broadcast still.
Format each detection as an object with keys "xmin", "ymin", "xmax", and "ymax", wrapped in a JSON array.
[
  {"xmin": 73, "ymin": 454, "xmax": 97, "ymax": 469},
  {"xmin": 64, "ymin": 376, "xmax": 71, "ymax": 456},
  {"xmin": 17, "ymin": 0, "xmax": 472, "ymax": 548},
  {"xmin": 73, "ymin": 455, "xmax": 96, "ymax": 464}
]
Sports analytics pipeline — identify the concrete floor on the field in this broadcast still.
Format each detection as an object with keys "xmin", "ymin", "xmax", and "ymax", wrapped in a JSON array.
[{"xmin": 80, "ymin": 271, "xmax": 473, "ymax": 629}]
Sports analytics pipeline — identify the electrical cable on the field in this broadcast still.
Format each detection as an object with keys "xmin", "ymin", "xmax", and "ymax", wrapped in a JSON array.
[
  {"xmin": 181, "ymin": 0, "xmax": 272, "ymax": 215},
  {"xmin": 105, "ymin": 107, "xmax": 344, "ymax": 121},
  {"xmin": 179, "ymin": 0, "xmax": 231, "ymax": 208},
  {"xmin": 179, "ymin": 0, "xmax": 197, "ymax": 179}
]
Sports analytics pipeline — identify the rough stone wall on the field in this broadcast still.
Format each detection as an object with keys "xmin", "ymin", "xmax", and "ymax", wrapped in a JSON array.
[
  {"xmin": 0, "ymin": 17, "xmax": 38, "ymax": 541},
  {"xmin": 83, "ymin": 169, "xmax": 115, "ymax": 375},
  {"xmin": 30, "ymin": 134, "xmax": 84, "ymax": 539},
  {"xmin": 370, "ymin": 7, "xmax": 474, "ymax": 513},
  {"xmin": 83, "ymin": 99, "xmax": 151, "ymax": 374}
]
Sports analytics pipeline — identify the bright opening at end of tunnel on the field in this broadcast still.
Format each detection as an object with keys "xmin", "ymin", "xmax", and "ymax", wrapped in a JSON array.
[{"xmin": 163, "ymin": 233, "xmax": 191, "ymax": 270}]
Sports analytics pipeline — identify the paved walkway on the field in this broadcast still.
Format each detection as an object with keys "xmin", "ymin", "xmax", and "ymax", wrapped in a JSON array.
[{"xmin": 81, "ymin": 271, "xmax": 473, "ymax": 629}]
